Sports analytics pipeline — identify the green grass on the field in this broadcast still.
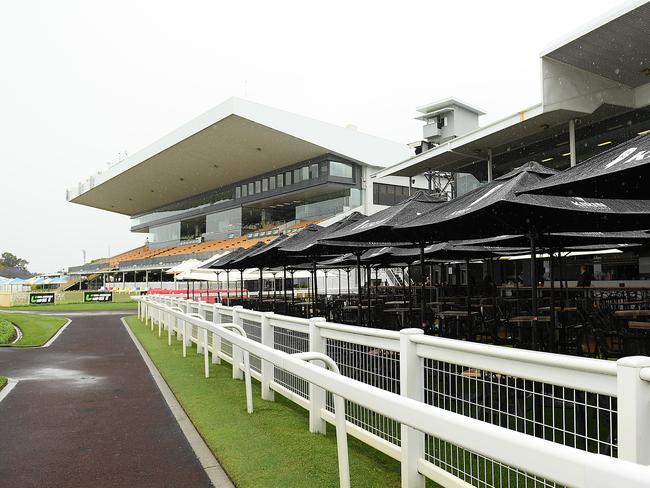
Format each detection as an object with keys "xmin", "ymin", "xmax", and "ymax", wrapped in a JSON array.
[
  {"xmin": 125, "ymin": 315, "xmax": 422, "ymax": 488},
  {"xmin": 0, "ymin": 301, "xmax": 137, "ymax": 312},
  {"xmin": 0, "ymin": 376, "xmax": 7, "ymax": 392},
  {"xmin": 0, "ymin": 319, "xmax": 15, "ymax": 344},
  {"xmin": 0, "ymin": 313, "xmax": 67, "ymax": 347}
]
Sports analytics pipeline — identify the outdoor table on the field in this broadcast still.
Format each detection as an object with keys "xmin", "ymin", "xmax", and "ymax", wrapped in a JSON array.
[
  {"xmin": 509, "ymin": 316, "xmax": 552, "ymax": 351},
  {"xmin": 437, "ymin": 310, "xmax": 478, "ymax": 338},
  {"xmin": 615, "ymin": 309, "xmax": 650, "ymax": 318},
  {"xmin": 384, "ymin": 306, "xmax": 420, "ymax": 329},
  {"xmin": 628, "ymin": 321, "xmax": 650, "ymax": 330}
]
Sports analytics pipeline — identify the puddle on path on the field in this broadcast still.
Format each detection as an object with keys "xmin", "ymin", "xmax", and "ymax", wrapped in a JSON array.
[{"xmin": 14, "ymin": 367, "xmax": 105, "ymax": 386}]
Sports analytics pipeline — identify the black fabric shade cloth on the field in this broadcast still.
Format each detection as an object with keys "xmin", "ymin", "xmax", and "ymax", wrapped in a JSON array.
[
  {"xmin": 520, "ymin": 133, "xmax": 650, "ymax": 199},
  {"xmin": 227, "ymin": 234, "xmax": 312, "ymax": 269},
  {"xmin": 203, "ymin": 245, "xmax": 263, "ymax": 270},
  {"xmin": 360, "ymin": 243, "xmax": 529, "ymax": 265},
  {"xmin": 320, "ymin": 190, "xmax": 446, "ymax": 247},
  {"xmin": 279, "ymin": 212, "xmax": 367, "ymax": 255},
  {"xmin": 395, "ymin": 161, "xmax": 650, "ymax": 242},
  {"xmin": 458, "ymin": 230, "xmax": 650, "ymax": 249}
]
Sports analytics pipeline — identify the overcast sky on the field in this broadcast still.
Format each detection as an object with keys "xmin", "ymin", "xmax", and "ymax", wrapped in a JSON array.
[{"xmin": 0, "ymin": 0, "xmax": 625, "ymax": 273}]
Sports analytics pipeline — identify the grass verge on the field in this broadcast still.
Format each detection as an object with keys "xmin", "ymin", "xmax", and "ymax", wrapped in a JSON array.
[
  {"xmin": 0, "ymin": 376, "xmax": 7, "ymax": 392},
  {"xmin": 0, "ymin": 301, "xmax": 137, "ymax": 312},
  {"xmin": 0, "ymin": 319, "xmax": 15, "ymax": 344},
  {"xmin": 0, "ymin": 313, "xmax": 67, "ymax": 347},
  {"xmin": 125, "ymin": 316, "xmax": 423, "ymax": 488}
]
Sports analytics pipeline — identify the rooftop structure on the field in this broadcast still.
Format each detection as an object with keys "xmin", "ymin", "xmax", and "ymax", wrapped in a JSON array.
[{"xmin": 374, "ymin": 0, "xmax": 650, "ymax": 184}]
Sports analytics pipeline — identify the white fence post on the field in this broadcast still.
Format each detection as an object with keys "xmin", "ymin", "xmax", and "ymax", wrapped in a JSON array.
[
  {"xmin": 197, "ymin": 303, "xmax": 206, "ymax": 354},
  {"xmin": 308, "ymin": 317, "xmax": 328, "ymax": 434},
  {"xmin": 617, "ymin": 356, "xmax": 650, "ymax": 464},
  {"xmin": 212, "ymin": 304, "xmax": 222, "ymax": 364},
  {"xmin": 400, "ymin": 328, "xmax": 425, "ymax": 488},
  {"xmin": 261, "ymin": 312, "xmax": 275, "ymax": 401},
  {"xmin": 231, "ymin": 306, "xmax": 244, "ymax": 380}
]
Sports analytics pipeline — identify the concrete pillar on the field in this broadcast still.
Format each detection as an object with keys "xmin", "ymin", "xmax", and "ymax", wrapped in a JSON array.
[
  {"xmin": 569, "ymin": 119, "xmax": 577, "ymax": 167},
  {"xmin": 487, "ymin": 148, "xmax": 493, "ymax": 182}
]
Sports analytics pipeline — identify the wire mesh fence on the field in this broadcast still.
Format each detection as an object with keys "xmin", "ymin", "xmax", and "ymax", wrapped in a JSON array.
[
  {"xmin": 273, "ymin": 326, "xmax": 309, "ymax": 398},
  {"xmin": 326, "ymin": 338, "xmax": 401, "ymax": 446}
]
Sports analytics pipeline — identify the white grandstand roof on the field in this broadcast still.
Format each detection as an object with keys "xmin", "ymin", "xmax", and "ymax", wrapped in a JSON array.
[
  {"xmin": 374, "ymin": 0, "xmax": 650, "ymax": 178},
  {"xmin": 67, "ymin": 97, "xmax": 411, "ymax": 216}
]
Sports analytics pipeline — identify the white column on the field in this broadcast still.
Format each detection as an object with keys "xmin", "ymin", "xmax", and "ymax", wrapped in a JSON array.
[
  {"xmin": 617, "ymin": 356, "xmax": 650, "ymax": 464},
  {"xmin": 487, "ymin": 148, "xmax": 493, "ymax": 182},
  {"xmin": 212, "ymin": 304, "xmax": 222, "ymax": 364},
  {"xmin": 569, "ymin": 119, "xmax": 577, "ymax": 167},
  {"xmin": 231, "ymin": 306, "xmax": 244, "ymax": 380},
  {"xmin": 308, "ymin": 317, "xmax": 328, "ymax": 434},
  {"xmin": 400, "ymin": 328, "xmax": 425, "ymax": 488},
  {"xmin": 260, "ymin": 312, "xmax": 275, "ymax": 401}
]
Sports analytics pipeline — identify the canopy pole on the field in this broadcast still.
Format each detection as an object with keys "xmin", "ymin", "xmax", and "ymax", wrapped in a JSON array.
[
  {"xmin": 272, "ymin": 272, "xmax": 277, "ymax": 312},
  {"xmin": 420, "ymin": 242, "xmax": 426, "ymax": 327},
  {"xmin": 240, "ymin": 270, "xmax": 245, "ymax": 304},
  {"xmin": 407, "ymin": 262, "xmax": 413, "ymax": 326},
  {"xmin": 366, "ymin": 265, "xmax": 372, "ymax": 327},
  {"xmin": 226, "ymin": 271, "xmax": 230, "ymax": 306},
  {"xmin": 549, "ymin": 248, "xmax": 557, "ymax": 353},
  {"xmin": 356, "ymin": 254, "xmax": 362, "ymax": 326},
  {"xmin": 259, "ymin": 268, "xmax": 263, "ymax": 310},
  {"xmin": 530, "ymin": 233, "xmax": 539, "ymax": 351},
  {"xmin": 346, "ymin": 268, "xmax": 351, "ymax": 297},
  {"xmin": 290, "ymin": 270, "xmax": 295, "ymax": 309},
  {"xmin": 283, "ymin": 266, "xmax": 288, "ymax": 313},
  {"xmin": 313, "ymin": 261, "xmax": 319, "ymax": 318},
  {"xmin": 466, "ymin": 256, "xmax": 472, "ymax": 340}
]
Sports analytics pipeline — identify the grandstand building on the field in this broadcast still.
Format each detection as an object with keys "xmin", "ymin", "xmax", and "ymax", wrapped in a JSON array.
[
  {"xmin": 67, "ymin": 1, "xmax": 650, "ymax": 288},
  {"xmin": 66, "ymin": 97, "xmax": 418, "ymax": 289}
]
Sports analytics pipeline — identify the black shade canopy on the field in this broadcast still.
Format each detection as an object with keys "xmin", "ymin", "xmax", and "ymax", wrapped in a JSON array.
[
  {"xmin": 361, "ymin": 243, "xmax": 528, "ymax": 264},
  {"xmin": 395, "ymin": 161, "xmax": 650, "ymax": 241},
  {"xmin": 521, "ymin": 133, "xmax": 650, "ymax": 199},
  {"xmin": 228, "ymin": 234, "xmax": 311, "ymax": 269},
  {"xmin": 203, "ymin": 245, "xmax": 262, "ymax": 270},
  {"xmin": 280, "ymin": 212, "xmax": 367, "ymax": 255},
  {"xmin": 459, "ymin": 230, "xmax": 650, "ymax": 249},
  {"xmin": 321, "ymin": 190, "xmax": 445, "ymax": 247}
]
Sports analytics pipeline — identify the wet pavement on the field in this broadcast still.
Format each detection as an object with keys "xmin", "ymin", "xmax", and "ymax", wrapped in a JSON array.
[{"xmin": 0, "ymin": 311, "xmax": 213, "ymax": 488}]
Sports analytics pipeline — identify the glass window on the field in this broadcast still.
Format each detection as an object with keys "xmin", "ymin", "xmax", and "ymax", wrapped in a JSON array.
[
  {"xmin": 149, "ymin": 222, "xmax": 180, "ymax": 243},
  {"xmin": 301, "ymin": 166, "xmax": 309, "ymax": 181},
  {"xmin": 277, "ymin": 173, "xmax": 284, "ymax": 188},
  {"xmin": 235, "ymin": 186, "xmax": 241, "ymax": 198},
  {"xmin": 206, "ymin": 207, "xmax": 242, "ymax": 240},
  {"xmin": 310, "ymin": 163, "xmax": 319, "ymax": 179},
  {"xmin": 269, "ymin": 177, "xmax": 276, "ymax": 190},
  {"xmin": 285, "ymin": 171, "xmax": 292, "ymax": 185},
  {"xmin": 330, "ymin": 161, "xmax": 353, "ymax": 178},
  {"xmin": 262, "ymin": 178, "xmax": 269, "ymax": 192},
  {"xmin": 255, "ymin": 180, "xmax": 261, "ymax": 193},
  {"xmin": 241, "ymin": 185, "xmax": 248, "ymax": 197},
  {"xmin": 293, "ymin": 168, "xmax": 301, "ymax": 183},
  {"xmin": 248, "ymin": 182, "xmax": 254, "ymax": 195}
]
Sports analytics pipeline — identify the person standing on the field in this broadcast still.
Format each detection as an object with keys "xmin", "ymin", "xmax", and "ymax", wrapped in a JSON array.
[{"xmin": 577, "ymin": 265, "xmax": 593, "ymax": 287}]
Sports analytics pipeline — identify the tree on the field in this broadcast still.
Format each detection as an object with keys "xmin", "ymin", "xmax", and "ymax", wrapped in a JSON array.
[{"xmin": 0, "ymin": 252, "xmax": 29, "ymax": 271}]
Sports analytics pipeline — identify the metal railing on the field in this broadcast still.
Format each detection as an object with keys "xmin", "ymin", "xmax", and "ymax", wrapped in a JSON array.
[{"xmin": 137, "ymin": 296, "xmax": 650, "ymax": 488}]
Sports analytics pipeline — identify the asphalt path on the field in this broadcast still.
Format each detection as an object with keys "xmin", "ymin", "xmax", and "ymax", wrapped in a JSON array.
[{"xmin": 0, "ymin": 311, "xmax": 214, "ymax": 488}]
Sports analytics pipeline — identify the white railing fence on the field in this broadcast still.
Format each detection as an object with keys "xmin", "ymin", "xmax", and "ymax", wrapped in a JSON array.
[{"xmin": 136, "ymin": 296, "xmax": 650, "ymax": 488}]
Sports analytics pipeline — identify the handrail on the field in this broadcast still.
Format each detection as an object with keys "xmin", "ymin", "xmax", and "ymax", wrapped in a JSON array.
[
  {"xmin": 293, "ymin": 352, "xmax": 349, "ymax": 488},
  {"xmin": 142, "ymin": 299, "xmax": 650, "ymax": 487}
]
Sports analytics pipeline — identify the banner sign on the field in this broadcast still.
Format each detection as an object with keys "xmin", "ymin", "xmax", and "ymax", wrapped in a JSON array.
[
  {"xmin": 30, "ymin": 293, "xmax": 55, "ymax": 305},
  {"xmin": 84, "ymin": 291, "xmax": 113, "ymax": 303}
]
